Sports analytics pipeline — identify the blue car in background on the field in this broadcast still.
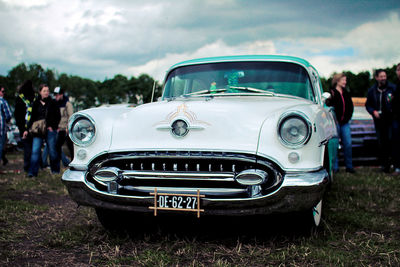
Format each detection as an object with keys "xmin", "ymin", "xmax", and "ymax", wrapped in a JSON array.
[{"xmin": 339, "ymin": 99, "xmax": 378, "ymax": 165}]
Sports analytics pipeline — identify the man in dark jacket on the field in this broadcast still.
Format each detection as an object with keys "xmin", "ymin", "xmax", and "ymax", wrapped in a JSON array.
[{"xmin": 366, "ymin": 69, "xmax": 396, "ymax": 172}]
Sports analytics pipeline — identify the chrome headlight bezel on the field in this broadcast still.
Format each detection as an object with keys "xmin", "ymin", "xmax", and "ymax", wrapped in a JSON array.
[
  {"xmin": 68, "ymin": 113, "xmax": 96, "ymax": 147},
  {"xmin": 277, "ymin": 112, "xmax": 312, "ymax": 148}
]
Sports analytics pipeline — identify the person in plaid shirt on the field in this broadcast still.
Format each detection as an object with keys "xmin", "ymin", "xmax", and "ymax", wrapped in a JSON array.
[{"xmin": 0, "ymin": 85, "xmax": 12, "ymax": 165}]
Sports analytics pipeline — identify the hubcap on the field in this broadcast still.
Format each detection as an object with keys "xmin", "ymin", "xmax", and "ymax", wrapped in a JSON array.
[{"xmin": 312, "ymin": 200, "xmax": 322, "ymax": 226}]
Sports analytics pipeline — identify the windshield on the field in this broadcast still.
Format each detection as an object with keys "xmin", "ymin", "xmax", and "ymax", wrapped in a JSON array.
[{"xmin": 163, "ymin": 61, "xmax": 315, "ymax": 101}]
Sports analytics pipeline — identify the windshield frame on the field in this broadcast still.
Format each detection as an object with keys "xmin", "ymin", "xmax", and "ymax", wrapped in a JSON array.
[{"xmin": 162, "ymin": 61, "xmax": 316, "ymax": 102}]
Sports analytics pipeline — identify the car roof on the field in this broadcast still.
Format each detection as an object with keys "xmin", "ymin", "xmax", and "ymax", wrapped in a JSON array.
[{"xmin": 167, "ymin": 55, "xmax": 313, "ymax": 73}]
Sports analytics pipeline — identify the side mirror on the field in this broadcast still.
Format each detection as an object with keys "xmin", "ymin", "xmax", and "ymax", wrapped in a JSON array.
[{"xmin": 322, "ymin": 92, "xmax": 331, "ymax": 103}]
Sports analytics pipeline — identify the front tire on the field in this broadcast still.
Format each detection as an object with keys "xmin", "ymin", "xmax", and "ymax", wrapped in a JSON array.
[{"xmin": 95, "ymin": 208, "xmax": 132, "ymax": 231}]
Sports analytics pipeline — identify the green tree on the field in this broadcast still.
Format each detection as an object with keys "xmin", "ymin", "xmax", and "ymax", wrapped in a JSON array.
[
  {"xmin": 382, "ymin": 64, "xmax": 397, "ymax": 86},
  {"xmin": 3, "ymin": 63, "xmax": 56, "ymax": 107},
  {"xmin": 58, "ymin": 74, "xmax": 99, "ymax": 110},
  {"xmin": 98, "ymin": 74, "xmax": 129, "ymax": 104},
  {"xmin": 323, "ymin": 70, "xmax": 371, "ymax": 97},
  {"xmin": 344, "ymin": 71, "xmax": 371, "ymax": 97}
]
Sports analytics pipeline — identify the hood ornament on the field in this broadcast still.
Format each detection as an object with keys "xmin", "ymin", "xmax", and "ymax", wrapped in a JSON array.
[{"xmin": 154, "ymin": 103, "xmax": 211, "ymax": 137}]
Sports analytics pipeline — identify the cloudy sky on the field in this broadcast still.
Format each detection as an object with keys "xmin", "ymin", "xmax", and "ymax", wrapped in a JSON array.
[{"xmin": 0, "ymin": 0, "xmax": 399, "ymax": 82}]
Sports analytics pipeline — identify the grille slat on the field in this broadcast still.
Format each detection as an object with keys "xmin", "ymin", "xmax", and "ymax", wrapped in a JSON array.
[{"xmin": 122, "ymin": 171, "xmax": 234, "ymax": 181}]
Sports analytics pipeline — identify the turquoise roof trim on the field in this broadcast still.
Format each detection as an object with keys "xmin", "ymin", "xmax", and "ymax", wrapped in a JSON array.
[{"xmin": 167, "ymin": 55, "xmax": 313, "ymax": 73}]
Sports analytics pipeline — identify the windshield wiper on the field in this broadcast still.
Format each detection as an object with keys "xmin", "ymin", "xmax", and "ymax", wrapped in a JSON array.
[
  {"xmin": 181, "ymin": 86, "xmax": 274, "ymax": 97},
  {"xmin": 228, "ymin": 86, "xmax": 274, "ymax": 95},
  {"xmin": 183, "ymin": 88, "xmax": 227, "ymax": 97}
]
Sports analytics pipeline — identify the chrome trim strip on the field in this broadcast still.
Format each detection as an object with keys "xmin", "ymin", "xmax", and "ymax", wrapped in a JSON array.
[
  {"xmin": 69, "ymin": 164, "xmax": 89, "ymax": 171},
  {"xmin": 122, "ymin": 170, "xmax": 234, "ymax": 181},
  {"xmin": 62, "ymin": 169, "xmax": 85, "ymax": 182},
  {"xmin": 124, "ymin": 186, "xmax": 246, "ymax": 195},
  {"xmin": 281, "ymin": 171, "xmax": 327, "ymax": 187},
  {"xmin": 102, "ymin": 149, "xmax": 258, "ymax": 157}
]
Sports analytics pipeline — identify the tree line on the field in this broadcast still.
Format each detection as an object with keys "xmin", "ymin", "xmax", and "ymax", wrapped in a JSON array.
[
  {"xmin": 320, "ymin": 64, "xmax": 398, "ymax": 96},
  {"xmin": 0, "ymin": 62, "xmax": 398, "ymax": 111},
  {"xmin": 0, "ymin": 63, "xmax": 163, "ymax": 111}
]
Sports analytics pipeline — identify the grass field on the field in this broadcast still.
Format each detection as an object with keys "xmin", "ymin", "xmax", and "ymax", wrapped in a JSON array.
[{"xmin": 1, "ymin": 151, "xmax": 399, "ymax": 266}]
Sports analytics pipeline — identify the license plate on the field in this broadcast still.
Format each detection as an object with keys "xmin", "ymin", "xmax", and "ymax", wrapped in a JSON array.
[
  {"xmin": 149, "ymin": 189, "xmax": 205, "ymax": 217},
  {"xmin": 158, "ymin": 195, "xmax": 198, "ymax": 209}
]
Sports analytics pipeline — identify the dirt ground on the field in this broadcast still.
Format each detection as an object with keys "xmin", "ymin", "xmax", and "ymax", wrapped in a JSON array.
[
  {"xmin": 1, "ymin": 151, "xmax": 400, "ymax": 266},
  {"xmin": 0, "ymin": 153, "xmax": 93, "ymax": 266}
]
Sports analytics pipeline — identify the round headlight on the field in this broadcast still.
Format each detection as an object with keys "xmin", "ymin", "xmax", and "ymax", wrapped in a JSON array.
[
  {"xmin": 69, "ymin": 115, "xmax": 96, "ymax": 146},
  {"xmin": 278, "ymin": 114, "xmax": 311, "ymax": 148}
]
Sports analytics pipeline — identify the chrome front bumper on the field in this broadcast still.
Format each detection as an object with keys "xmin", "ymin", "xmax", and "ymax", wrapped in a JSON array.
[{"xmin": 62, "ymin": 169, "xmax": 329, "ymax": 215}]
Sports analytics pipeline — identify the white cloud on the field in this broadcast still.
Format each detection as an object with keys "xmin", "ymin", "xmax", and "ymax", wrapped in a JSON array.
[
  {"xmin": 345, "ymin": 12, "xmax": 400, "ymax": 61},
  {"xmin": 308, "ymin": 56, "xmax": 387, "ymax": 78},
  {"xmin": 0, "ymin": 1, "xmax": 399, "ymax": 83},
  {"xmin": 13, "ymin": 49, "xmax": 24, "ymax": 61},
  {"xmin": 128, "ymin": 12, "xmax": 400, "ymax": 81},
  {"xmin": 1, "ymin": 0, "xmax": 52, "ymax": 8},
  {"xmin": 321, "ymin": 12, "xmax": 400, "ymax": 77},
  {"xmin": 128, "ymin": 39, "xmax": 276, "ymax": 81},
  {"xmin": 273, "ymin": 12, "xmax": 400, "ymax": 78}
]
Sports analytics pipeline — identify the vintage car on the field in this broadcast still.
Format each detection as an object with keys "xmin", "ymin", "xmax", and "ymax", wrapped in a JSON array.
[
  {"xmin": 62, "ymin": 55, "xmax": 338, "ymax": 229},
  {"xmin": 345, "ymin": 99, "xmax": 378, "ymax": 165}
]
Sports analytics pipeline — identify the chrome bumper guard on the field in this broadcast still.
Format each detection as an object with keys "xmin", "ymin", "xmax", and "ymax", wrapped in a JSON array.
[{"xmin": 62, "ymin": 169, "xmax": 329, "ymax": 215}]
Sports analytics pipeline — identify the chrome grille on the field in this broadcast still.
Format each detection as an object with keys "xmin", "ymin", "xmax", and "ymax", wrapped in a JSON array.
[{"xmin": 87, "ymin": 151, "xmax": 283, "ymax": 198}]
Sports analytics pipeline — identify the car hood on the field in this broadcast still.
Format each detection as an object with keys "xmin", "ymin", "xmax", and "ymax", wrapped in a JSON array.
[{"xmin": 109, "ymin": 96, "xmax": 313, "ymax": 153}]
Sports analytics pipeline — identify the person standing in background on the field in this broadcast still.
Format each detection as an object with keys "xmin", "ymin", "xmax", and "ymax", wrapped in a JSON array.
[
  {"xmin": 391, "ymin": 63, "xmax": 400, "ymax": 174},
  {"xmin": 0, "ymin": 85, "xmax": 12, "ymax": 166},
  {"xmin": 14, "ymin": 80, "xmax": 35, "ymax": 173},
  {"xmin": 27, "ymin": 84, "xmax": 60, "ymax": 177},
  {"xmin": 54, "ymin": 86, "xmax": 73, "ymax": 169},
  {"xmin": 366, "ymin": 69, "xmax": 396, "ymax": 173},
  {"xmin": 326, "ymin": 73, "xmax": 355, "ymax": 173}
]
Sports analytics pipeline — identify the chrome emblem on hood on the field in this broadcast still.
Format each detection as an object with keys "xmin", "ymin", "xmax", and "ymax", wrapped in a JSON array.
[
  {"xmin": 171, "ymin": 119, "xmax": 189, "ymax": 137},
  {"xmin": 154, "ymin": 103, "xmax": 211, "ymax": 137}
]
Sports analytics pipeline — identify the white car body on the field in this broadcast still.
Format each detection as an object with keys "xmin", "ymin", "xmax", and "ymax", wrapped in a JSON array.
[{"xmin": 72, "ymin": 98, "xmax": 334, "ymax": 171}]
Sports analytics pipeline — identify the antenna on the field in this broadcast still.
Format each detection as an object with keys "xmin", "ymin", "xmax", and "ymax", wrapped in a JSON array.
[{"xmin": 151, "ymin": 80, "xmax": 156, "ymax": 103}]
